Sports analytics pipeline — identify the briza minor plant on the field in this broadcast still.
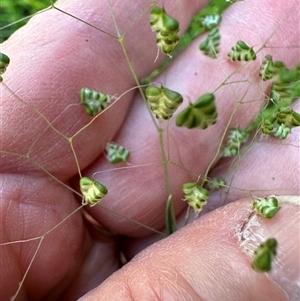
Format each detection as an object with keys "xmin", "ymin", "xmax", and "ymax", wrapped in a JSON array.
[{"xmin": 0, "ymin": 0, "xmax": 299, "ymax": 300}]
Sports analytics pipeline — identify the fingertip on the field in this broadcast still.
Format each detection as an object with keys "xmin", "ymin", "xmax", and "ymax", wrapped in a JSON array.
[
  {"xmin": 239, "ymin": 196, "xmax": 300, "ymax": 301},
  {"xmin": 80, "ymin": 198, "xmax": 299, "ymax": 300}
]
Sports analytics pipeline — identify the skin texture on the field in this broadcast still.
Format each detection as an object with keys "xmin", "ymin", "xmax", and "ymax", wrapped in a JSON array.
[{"xmin": 0, "ymin": 0, "xmax": 299, "ymax": 300}]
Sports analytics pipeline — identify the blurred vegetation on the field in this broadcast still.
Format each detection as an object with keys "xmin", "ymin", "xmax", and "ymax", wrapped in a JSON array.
[{"xmin": 0, "ymin": 0, "xmax": 52, "ymax": 43}]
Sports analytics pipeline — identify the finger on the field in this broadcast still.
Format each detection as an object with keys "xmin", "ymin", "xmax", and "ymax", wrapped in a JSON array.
[
  {"xmin": 0, "ymin": 1, "xmax": 210, "ymax": 300},
  {"xmin": 81, "ymin": 0, "xmax": 300, "ymax": 235},
  {"xmin": 0, "ymin": 173, "xmax": 121, "ymax": 300},
  {"xmin": 1, "ymin": 0, "xmax": 207, "ymax": 179},
  {"xmin": 0, "ymin": 174, "xmax": 85, "ymax": 300},
  {"xmin": 79, "ymin": 197, "xmax": 300, "ymax": 301},
  {"xmin": 60, "ymin": 223, "xmax": 120, "ymax": 300}
]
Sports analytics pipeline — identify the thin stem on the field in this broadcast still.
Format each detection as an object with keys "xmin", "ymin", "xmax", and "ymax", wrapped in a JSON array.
[
  {"xmin": 99, "ymin": 204, "xmax": 165, "ymax": 236},
  {"xmin": 201, "ymin": 103, "xmax": 241, "ymax": 187},
  {"xmin": 158, "ymin": 131, "xmax": 172, "ymax": 197},
  {"xmin": 107, "ymin": 0, "xmax": 121, "ymax": 38},
  {"xmin": 68, "ymin": 139, "xmax": 82, "ymax": 178},
  {"xmin": 118, "ymin": 38, "xmax": 160, "ymax": 132},
  {"xmin": 53, "ymin": 5, "xmax": 118, "ymax": 39},
  {"xmin": 116, "ymin": 16, "xmax": 174, "ymax": 233},
  {"xmin": 122, "ymin": 0, "xmax": 158, "ymax": 37},
  {"xmin": 3, "ymin": 83, "xmax": 68, "ymax": 141},
  {"xmin": 10, "ymin": 238, "xmax": 44, "ymax": 301}
]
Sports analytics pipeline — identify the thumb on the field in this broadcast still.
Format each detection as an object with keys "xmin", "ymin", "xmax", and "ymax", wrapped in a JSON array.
[{"xmin": 79, "ymin": 196, "xmax": 299, "ymax": 301}]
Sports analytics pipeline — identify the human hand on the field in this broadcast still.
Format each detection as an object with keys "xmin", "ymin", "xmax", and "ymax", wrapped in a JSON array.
[{"xmin": 1, "ymin": 0, "xmax": 299, "ymax": 300}]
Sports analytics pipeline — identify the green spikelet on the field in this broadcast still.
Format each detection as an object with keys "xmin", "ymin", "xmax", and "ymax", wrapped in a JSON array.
[
  {"xmin": 199, "ymin": 14, "xmax": 222, "ymax": 30},
  {"xmin": 207, "ymin": 177, "xmax": 226, "ymax": 191},
  {"xmin": 199, "ymin": 28, "xmax": 221, "ymax": 58},
  {"xmin": 271, "ymin": 124, "xmax": 291, "ymax": 139},
  {"xmin": 253, "ymin": 196, "xmax": 280, "ymax": 218},
  {"xmin": 0, "ymin": 52, "xmax": 10, "ymax": 82},
  {"xmin": 182, "ymin": 183, "xmax": 210, "ymax": 213},
  {"xmin": 222, "ymin": 127, "xmax": 249, "ymax": 157},
  {"xmin": 261, "ymin": 107, "xmax": 300, "ymax": 139},
  {"xmin": 80, "ymin": 87, "xmax": 110, "ymax": 116},
  {"xmin": 268, "ymin": 62, "xmax": 300, "ymax": 103},
  {"xmin": 150, "ymin": 7, "xmax": 180, "ymax": 55},
  {"xmin": 105, "ymin": 142, "xmax": 130, "ymax": 164},
  {"xmin": 276, "ymin": 107, "xmax": 300, "ymax": 128},
  {"xmin": 261, "ymin": 118, "xmax": 291, "ymax": 139},
  {"xmin": 228, "ymin": 40, "xmax": 256, "ymax": 61},
  {"xmin": 176, "ymin": 93, "xmax": 217, "ymax": 129},
  {"xmin": 145, "ymin": 85, "xmax": 183, "ymax": 120},
  {"xmin": 252, "ymin": 238, "xmax": 277, "ymax": 272},
  {"xmin": 80, "ymin": 177, "xmax": 108, "ymax": 207},
  {"xmin": 259, "ymin": 55, "xmax": 275, "ymax": 81},
  {"xmin": 256, "ymin": 61, "xmax": 300, "ymax": 140}
]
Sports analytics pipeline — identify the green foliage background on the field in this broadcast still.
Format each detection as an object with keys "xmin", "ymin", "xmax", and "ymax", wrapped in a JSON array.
[{"xmin": 0, "ymin": 0, "xmax": 51, "ymax": 42}]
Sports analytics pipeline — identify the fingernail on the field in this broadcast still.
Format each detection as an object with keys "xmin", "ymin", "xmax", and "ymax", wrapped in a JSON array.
[{"xmin": 238, "ymin": 196, "xmax": 300, "ymax": 301}]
